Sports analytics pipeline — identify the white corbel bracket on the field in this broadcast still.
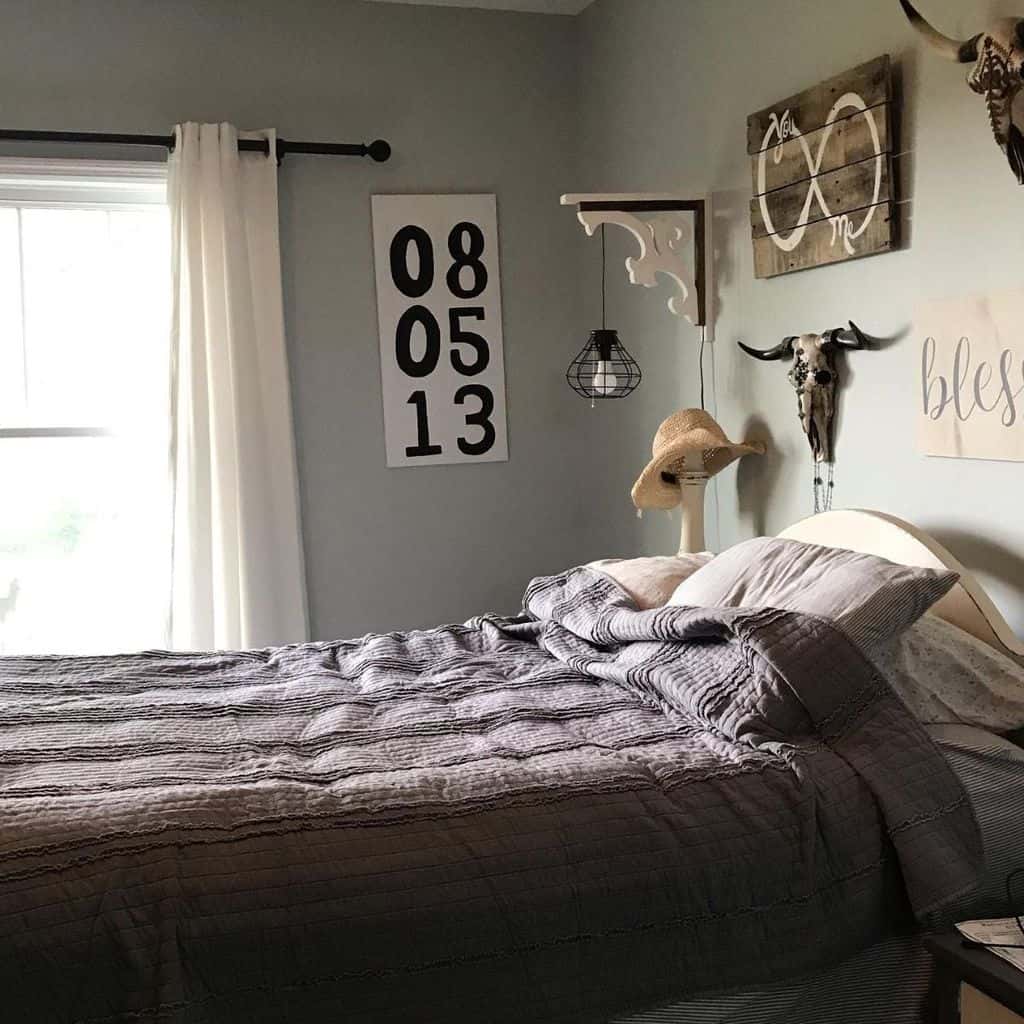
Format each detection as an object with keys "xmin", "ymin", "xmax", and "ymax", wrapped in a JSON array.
[{"xmin": 561, "ymin": 193, "xmax": 713, "ymax": 339}]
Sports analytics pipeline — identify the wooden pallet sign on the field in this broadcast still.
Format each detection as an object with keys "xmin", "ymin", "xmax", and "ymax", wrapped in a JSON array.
[{"xmin": 748, "ymin": 55, "xmax": 897, "ymax": 279}]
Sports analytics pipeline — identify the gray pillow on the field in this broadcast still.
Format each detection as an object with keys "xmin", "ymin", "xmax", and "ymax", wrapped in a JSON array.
[{"xmin": 667, "ymin": 536, "xmax": 959, "ymax": 650}]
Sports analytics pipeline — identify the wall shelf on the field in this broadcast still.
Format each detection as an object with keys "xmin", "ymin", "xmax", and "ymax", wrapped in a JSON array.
[{"xmin": 561, "ymin": 192, "xmax": 713, "ymax": 339}]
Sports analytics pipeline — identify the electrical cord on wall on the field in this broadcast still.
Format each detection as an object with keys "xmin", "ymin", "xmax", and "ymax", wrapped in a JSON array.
[{"xmin": 698, "ymin": 326, "xmax": 706, "ymax": 411}]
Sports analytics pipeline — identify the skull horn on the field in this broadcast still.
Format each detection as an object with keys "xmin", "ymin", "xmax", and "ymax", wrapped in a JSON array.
[
  {"xmin": 898, "ymin": 0, "xmax": 979, "ymax": 63},
  {"xmin": 737, "ymin": 337, "xmax": 796, "ymax": 361},
  {"xmin": 822, "ymin": 320, "xmax": 868, "ymax": 350}
]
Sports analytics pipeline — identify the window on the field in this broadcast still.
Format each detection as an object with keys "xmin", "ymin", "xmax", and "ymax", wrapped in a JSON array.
[{"xmin": 0, "ymin": 160, "xmax": 171, "ymax": 654}]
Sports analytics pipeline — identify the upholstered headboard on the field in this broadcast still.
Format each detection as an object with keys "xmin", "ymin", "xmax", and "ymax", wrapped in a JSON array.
[{"xmin": 779, "ymin": 509, "xmax": 1024, "ymax": 663}]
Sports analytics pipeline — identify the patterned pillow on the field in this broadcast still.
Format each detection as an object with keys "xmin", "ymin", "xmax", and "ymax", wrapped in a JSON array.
[
  {"xmin": 870, "ymin": 614, "xmax": 1024, "ymax": 733},
  {"xmin": 667, "ymin": 536, "xmax": 959, "ymax": 650}
]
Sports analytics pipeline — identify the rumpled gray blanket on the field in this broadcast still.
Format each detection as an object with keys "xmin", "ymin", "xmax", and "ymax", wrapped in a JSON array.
[{"xmin": 0, "ymin": 569, "xmax": 981, "ymax": 1024}]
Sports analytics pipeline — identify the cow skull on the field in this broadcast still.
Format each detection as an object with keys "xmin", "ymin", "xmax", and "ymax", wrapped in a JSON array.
[
  {"xmin": 738, "ymin": 322, "xmax": 867, "ymax": 464},
  {"xmin": 900, "ymin": 0, "xmax": 1024, "ymax": 184}
]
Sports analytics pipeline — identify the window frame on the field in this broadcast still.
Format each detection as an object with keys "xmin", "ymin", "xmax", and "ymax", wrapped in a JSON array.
[
  {"xmin": 0, "ymin": 157, "xmax": 168, "ymax": 442},
  {"xmin": 0, "ymin": 157, "xmax": 173, "ymax": 654}
]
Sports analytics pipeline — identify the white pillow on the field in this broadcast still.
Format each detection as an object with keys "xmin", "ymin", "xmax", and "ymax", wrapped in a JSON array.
[
  {"xmin": 667, "ymin": 537, "xmax": 959, "ymax": 650},
  {"xmin": 587, "ymin": 554, "xmax": 712, "ymax": 610},
  {"xmin": 870, "ymin": 614, "xmax": 1024, "ymax": 733}
]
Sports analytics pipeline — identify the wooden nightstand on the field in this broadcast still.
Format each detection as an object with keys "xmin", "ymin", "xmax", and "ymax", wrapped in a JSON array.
[{"xmin": 926, "ymin": 933, "xmax": 1024, "ymax": 1024}]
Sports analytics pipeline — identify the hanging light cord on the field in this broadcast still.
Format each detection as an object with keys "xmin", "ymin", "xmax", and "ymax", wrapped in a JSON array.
[{"xmin": 600, "ymin": 224, "xmax": 607, "ymax": 330}]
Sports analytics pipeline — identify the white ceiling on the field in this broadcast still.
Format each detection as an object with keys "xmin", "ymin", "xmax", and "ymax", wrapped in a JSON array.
[{"xmin": 364, "ymin": 0, "xmax": 594, "ymax": 14}]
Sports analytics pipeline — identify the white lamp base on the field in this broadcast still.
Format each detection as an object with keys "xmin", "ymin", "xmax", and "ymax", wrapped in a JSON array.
[{"xmin": 676, "ymin": 451, "xmax": 709, "ymax": 554}]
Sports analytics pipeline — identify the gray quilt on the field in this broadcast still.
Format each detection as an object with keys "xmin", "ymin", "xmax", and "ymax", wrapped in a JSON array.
[{"xmin": 0, "ymin": 569, "xmax": 982, "ymax": 1024}]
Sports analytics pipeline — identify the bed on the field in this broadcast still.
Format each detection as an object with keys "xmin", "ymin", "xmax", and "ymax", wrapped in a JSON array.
[
  {"xmin": 617, "ymin": 510, "xmax": 1024, "ymax": 1023},
  {"xmin": 616, "ymin": 724, "xmax": 1024, "ymax": 1024},
  {"xmin": 0, "ymin": 509, "xmax": 1021, "ymax": 1023}
]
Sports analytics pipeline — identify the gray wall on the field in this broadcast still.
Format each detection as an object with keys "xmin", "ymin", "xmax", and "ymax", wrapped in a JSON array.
[
  {"xmin": 9, "ymin": 0, "xmax": 1023, "ymax": 638},
  {"xmin": 0, "ymin": 0, "xmax": 604, "ymax": 639},
  {"xmin": 577, "ymin": 0, "xmax": 1024, "ymax": 633}
]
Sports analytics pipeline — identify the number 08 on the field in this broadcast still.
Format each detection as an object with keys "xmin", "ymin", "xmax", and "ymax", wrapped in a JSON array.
[{"xmin": 389, "ymin": 222, "xmax": 488, "ymax": 302}]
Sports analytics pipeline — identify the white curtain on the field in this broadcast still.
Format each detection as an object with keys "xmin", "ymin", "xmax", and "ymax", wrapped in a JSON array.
[{"xmin": 168, "ymin": 122, "xmax": 309, "ymax": 650}]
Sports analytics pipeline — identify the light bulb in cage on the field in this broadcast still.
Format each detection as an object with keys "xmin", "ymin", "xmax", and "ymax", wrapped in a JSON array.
[{"xmin": 566, "ymin": 329, "xmax": 641, "ymax": 401}]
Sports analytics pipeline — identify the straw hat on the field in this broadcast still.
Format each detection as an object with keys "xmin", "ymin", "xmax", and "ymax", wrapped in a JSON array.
[{"xmin": 631, "ymin": 408, "xmax": 766, "ymax": 510}]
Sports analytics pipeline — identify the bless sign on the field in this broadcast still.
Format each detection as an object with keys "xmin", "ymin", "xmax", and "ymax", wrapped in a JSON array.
[
  {"xmin": 917, "ymin": 287, "xmax": 1024, "ymax": 463},
  {"xmin": 372, "ymin": 194, "xmax": 508, "ymax": 468}
]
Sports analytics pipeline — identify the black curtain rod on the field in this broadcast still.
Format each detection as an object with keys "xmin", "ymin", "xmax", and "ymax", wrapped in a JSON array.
[{"xmin": 0, "ymin": 129, "xmax": 392, "ymax": 163}]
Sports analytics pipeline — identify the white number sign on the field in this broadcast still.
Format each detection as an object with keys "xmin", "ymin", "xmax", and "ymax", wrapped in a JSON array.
[{"xmin": 372, "ymin": 194, "xmax": 508, "ymax": 467}]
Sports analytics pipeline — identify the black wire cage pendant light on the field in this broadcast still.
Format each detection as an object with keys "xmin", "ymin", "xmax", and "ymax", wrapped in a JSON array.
[{"xmin": 567, "ymin": 226, "xmax": 641, "ymax": 402}]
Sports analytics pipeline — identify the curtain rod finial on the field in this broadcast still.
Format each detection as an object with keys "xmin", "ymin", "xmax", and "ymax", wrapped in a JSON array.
[{"xmin": 367, "ymin": 140, "xmax": 391, "ymax": 163}]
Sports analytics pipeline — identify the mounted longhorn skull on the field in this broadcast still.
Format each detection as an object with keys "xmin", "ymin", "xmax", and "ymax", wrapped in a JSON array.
[
  {"xmin": 899, "ymin": 0, "xmax": 1024, "ymax": 184},
  {"xmin": 738, "ymin": 322, "xmax": 867, "ymax": 464}
]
